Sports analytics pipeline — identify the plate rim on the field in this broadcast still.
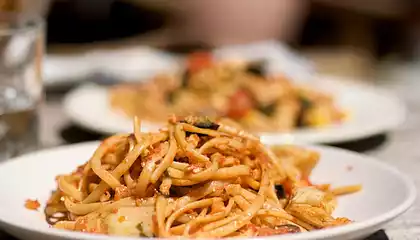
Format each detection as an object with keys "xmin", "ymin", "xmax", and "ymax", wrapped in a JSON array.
[{"xmin": 0, "ymin": 142, "xmax": 415, "ymax": 240}]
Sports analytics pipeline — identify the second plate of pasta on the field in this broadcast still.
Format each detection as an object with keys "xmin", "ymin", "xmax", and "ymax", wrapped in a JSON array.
[{"xmin": 64, "ymin": 75, "xmax": 405, "ymax": 144}]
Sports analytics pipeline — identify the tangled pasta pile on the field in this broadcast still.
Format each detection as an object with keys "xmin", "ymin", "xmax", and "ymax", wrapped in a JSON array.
[
  {"xmin": 45, "ymin": 116, "xmax": 360, "ymax": 237},
  {"xmin": 110, "ymin": 52, "xmax": 344, "ymax": 132}
]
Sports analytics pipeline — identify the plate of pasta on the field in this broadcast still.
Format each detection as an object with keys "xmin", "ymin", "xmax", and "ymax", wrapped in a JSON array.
[
  {"xmin": 0, "ymin": 116, "xmax": 415, "ymax": 240},
  {"xmin": 63, "ymin": 54, "xmax": 405, "ymax": 144}
]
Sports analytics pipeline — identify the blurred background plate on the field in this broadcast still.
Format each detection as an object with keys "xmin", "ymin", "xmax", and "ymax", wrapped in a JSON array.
[{"xmin": 63, "ymin": 75, "xmax": 406, "ymax": 144}]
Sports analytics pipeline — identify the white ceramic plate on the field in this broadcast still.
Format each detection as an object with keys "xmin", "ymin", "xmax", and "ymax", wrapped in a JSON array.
[
  {"xmin": 63, "ymin": 75, "xmax": 406, "ymax": 144},
  {"xmin": 0, "ymin": 143, "xmax": 415, "ymax": 240}
]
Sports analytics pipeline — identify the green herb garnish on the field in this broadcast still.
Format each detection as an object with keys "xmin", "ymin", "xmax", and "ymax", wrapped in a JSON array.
[
  {"xmin": 296, "ymin": 96, "xmax": 313, "ymax": 127},
  {"xmin": 136, "ymin": 222, "xmax": 147, "ymax": 237},
  {"xmin": 245, "ymin": 61, "xmax": 266, "ymax": 77},
  {"xmin": 258, "ymin": 103, "xmax": 277, "ymax": 116}
]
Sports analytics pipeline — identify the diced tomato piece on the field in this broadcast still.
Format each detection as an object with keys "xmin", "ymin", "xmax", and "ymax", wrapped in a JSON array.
[
  {"xmin": 226, "ymin": 90, "xmax": 254, "ymax": 119},
  {"xmin": 282, "ymin": 180, "xmax": 294, "ymax": 196},
  {"xmin": 25, "ymin": 199, "xmax": 40, "ymax": 210},
  {"xmin": 187, "ymin": 52, "xmax": 213, "ymax": 73}
]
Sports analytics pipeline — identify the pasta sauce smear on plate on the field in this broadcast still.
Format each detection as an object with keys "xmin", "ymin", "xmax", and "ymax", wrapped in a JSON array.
[{"xmin": 44, "ymin": 115, "xmax": 360, "ymax": 237}]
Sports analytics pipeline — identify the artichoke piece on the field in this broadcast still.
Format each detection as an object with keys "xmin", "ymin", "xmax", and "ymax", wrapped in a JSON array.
[{"xmin": 290, "ymin": 187, "xmax": 336, "ymax": 214}]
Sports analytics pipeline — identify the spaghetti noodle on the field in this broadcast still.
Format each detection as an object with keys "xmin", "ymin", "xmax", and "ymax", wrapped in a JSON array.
[{"xmin": 44, "ymin": 115, "xmax": 359, "ymax": 237}]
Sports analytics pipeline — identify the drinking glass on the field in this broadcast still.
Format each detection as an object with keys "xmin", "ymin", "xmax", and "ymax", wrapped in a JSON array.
[{"xmin": 0, "ymin": 13, "xmax": 44, "ymax": 160}]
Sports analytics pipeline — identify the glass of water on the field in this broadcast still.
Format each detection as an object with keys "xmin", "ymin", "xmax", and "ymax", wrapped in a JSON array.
[{"xmin": 0, "ymin": 13, "xmax": 44, "ymax": 160}]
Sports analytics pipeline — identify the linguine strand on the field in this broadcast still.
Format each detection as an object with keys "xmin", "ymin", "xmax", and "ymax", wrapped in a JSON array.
[{"xmin": 43, "ymin": 116, "xmax": 359, "ymax": 238}]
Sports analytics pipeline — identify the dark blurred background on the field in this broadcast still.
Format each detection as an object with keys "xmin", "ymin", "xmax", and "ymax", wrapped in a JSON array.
[{"xmin": 2, "ymin": 0, "xmax": 419, "ymax": 78}]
